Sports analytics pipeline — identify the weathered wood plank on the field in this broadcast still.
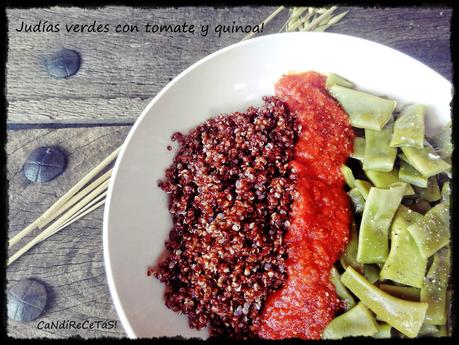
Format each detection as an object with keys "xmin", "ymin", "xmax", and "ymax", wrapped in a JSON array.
[
  {"xmin": 327, "ymin": 7, "xmax": 451, "ymax": 80},
  {"xmin": 6, "ymin": 6, "xmax": 286, "ymax": 124},
  {"xmin": 7, "ymin": 6, "xmax": 451, "ymax": 124},
  {"xmin": 7, "ymin": 126, "xmax": 131, "ymax": 338},
  {"xmin": 8, "ymin": 97, "xmax": 149, "ymax": 124},
  {"xmin": 4, "ymin": 5, "xmax": 453, "ymax": 338}
]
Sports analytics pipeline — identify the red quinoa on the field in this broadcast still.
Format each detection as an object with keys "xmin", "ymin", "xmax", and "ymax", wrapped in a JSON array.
[{"xmin": 150, "ymin": 97, "xmax": 300, "ymax": 337}]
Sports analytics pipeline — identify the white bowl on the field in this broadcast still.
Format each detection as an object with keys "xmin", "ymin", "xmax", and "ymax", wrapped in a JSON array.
[{"xmin": 103, "ymin": 32, "xmax": 452, "ymax": 338}]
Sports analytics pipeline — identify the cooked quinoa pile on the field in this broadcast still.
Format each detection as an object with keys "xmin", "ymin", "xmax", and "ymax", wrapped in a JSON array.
[{"xmin": 151, "ymin": 97, "xmax": 300, "ymax": 337}]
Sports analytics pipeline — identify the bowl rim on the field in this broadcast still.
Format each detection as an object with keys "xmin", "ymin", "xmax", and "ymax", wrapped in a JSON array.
[{"xmin": 102, "ymin": 31, "xmax": 451, "ymax": 338}]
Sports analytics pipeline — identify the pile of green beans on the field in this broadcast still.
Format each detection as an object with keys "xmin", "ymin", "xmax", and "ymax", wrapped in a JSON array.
[{"xmin": 322, "ymin": 73, "xmax": 452, "ymax": 339}]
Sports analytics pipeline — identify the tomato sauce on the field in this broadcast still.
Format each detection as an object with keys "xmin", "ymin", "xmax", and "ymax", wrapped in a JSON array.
[{"xmin": 258, "ymin": 72, "xmax": 354, "ymax": 339}]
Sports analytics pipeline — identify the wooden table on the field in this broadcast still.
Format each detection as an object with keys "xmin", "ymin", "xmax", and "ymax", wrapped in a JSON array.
[{"xmin": 6, "ymin": 6, "xmax": 451, "ymax": 338}]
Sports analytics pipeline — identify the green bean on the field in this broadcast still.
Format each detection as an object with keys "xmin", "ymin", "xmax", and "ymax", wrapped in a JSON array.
[
  {"xmin": 379, "ymin": 284, "xmax": 420, "ymax": 302},
  {"xmin": 357, "ymin": 183, "xmax": 405, "ymax": 264},
  {"xmin": 340, "ymin": 219, "xmax": 364, "ymax": 273},
  {"xmin": 363, "ymin": 119, "xmax": 397, "ymax": 172},
  {"xmin": 399, "ymin": 154, "xmax": 435, "ymax": 189},
  {"xmin": 326, "ymin": 72, "xmax": 355, "ymax": 88},
  {"xmin": 441, "ymin": 181, "xmax": 450, "ymax": 203},
  {"xmin": 407, "ymin": 202, "xmax": 450, "ymax": 258},
  {"xmin": 421, "ymin": 247, "xmax": 450, "ymax": 325},
  {"xmin": 390, "ymin": 104, "xmax": 425, "ymax": 149},
  {"xmin": 328, "ymin": 85, "xmax": 396, "ymax": 130},
  {"xmin": 354, "ymin": 179, "xmax": 372, "ymax": 200},
  {"xmin": 330, "ymin": 266, "xmax": 356, "ymax": 310},
  {"xmin": 364, "ymin": 265, "xmax": 380, "ymax": 284},
  {"xmin": 373, "ymin": 323, "xmax": 392, "ymax": 338},
  {"xmin": 413, "ymin": 177, "xmax": 441, "ymax": 202},
  {"xmin": 401, "ymin": 145, "xmax": 450, "ymax": 178},
  {"xmin": 341, "ymin": 266, "xmax": 428, "ymax": 338},
  {"xmin": 379, "ymin": 205, "xmax": 426, "ymax": 288},
  {"xmin": 348, "ymin": 188, "xmax": 365, "ymax": 214},
  {"xmin": 350, "ymin": 137, "xmax": 365, "ymax": 161},
  {"xmin": 430, "ymin": 120, "xmax": 452, "ymax": 162},
  {"xmin": 341, "ymin": 165, "xmax": 356, "ymax": 188},
  {"xmin": 399, "ymin": 160, "xmax": 428, "ymax": 188},
  {"xmin": 418, "ymin": 323, "xmax": 439, "ymax": 337},
  {"xmin": 393, "ymin": 181, "xmax": 415, "ymax": 196},
  {"xmin": 364, "ymin": 169, "xmax": 415, "ymax": 196},
  {"xmin": 437, "ymin": 325, "xmax": 448, "ymax": 337},
  {"xmin": 398, "ymin": 152, "xmax": 409, "ymax": 163},
  {"xmin": 366, "ymin": 167, "xmax": 400, "ymax": 186},
  {"xmin": 322, "ymin": 302, "xmax": 378, "ymax": 339}
]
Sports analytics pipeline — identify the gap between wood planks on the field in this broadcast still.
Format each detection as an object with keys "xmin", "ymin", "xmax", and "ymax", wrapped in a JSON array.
[{"xmin": 8, "ymin": 121, "xmax": 135, "ymax": 130}]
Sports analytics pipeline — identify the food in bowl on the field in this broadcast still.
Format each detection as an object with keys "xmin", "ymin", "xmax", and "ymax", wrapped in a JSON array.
[
  {"xmin": 148, "ymin": 71, "xmax": 452, "ymax": 339},
  {"xmin": 152, "ymin": 96, "xmax": 299, "ymax": 337}
]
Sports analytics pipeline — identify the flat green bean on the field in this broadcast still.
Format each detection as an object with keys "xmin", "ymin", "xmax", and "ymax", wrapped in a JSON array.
[
  {"xmin": 407, "ymin": 202, "xmax": 450, "ymax": 258},
  {"xmin": 421, "ymin": 247, "xmax": 450, "ymax": 325},
  {"xmin": 357, "ymin": 184, "xmax": 405, "ymax": 264},
  {"xmin": 322, "ymin": 302, "xmax": 378, "ymax": 339},
  {"xmin": 341, "ymin": 165, "xmax": 356, "ymax": 188},
  {"xmin": 364, "ymin": 265, "xmax": 380, "ymax": 284},
  {"xmin": 379, "ymin": 284, "xmax": 420, "ymax": 301},
  {"xmin": 398, "ymin": 152, "xmax": 409, "ymax": 163},
  {"xmin": 418, "ymin": 323, "xmax": 439, "ymax": 337},
  {"xmin": 326, "ymin": 72, "xmax": 355, "ymax": 88},
  {"xmin": 365, "ymin": 169, "xmax": 400, "ymax": 188},
  {"xmin": 341, "ymin": 266, "xmax": 428, "ymax": 338},
  {"xmin": 340, "ymin": 219, "xmax": 364, "ymax": 273},
  {"xmin": 379, "ymin": 205, "xmax": 426, "ymax": 288},
  {"xmin": 354, "ymin": 179, "xmax": 372, "ymax": 200},
  {"xmin": 399, "ymin": 160, "xmax": 428, "ymax": 188},
  {"xmin": 441, "ymin": 181, "xmax": 450, "ymax": 203},
  {"xmin": 393, "ymin": 181, "xmax": 415, "ymax": 196},
  {"xmin": 350, "ymin": 137, "xmax": 365, "ymax": 161},
  {"xmin": 330, "ymin": 266, "xmax": 356, "ymax": 310},
  {"xmin": 328, "ymin": 85, "xmax": 396, "ymax": 130},
  {"xmin": 430, "ymin": 120, "xmax": 452, "ymax": 162},
  {"xmin": 401, "ymin": 145, "xmax": 450, "ymax": 178},
  {"xmin": 364, "ymin": 169, "xmax": 415, "ymax": 196},
  {"xmin": 390, "ymin": 104, "xmax": 425, "ymax": 149},
  {"xmin": 373, "ymin": 323, "xmax": 392, "ymax": 338},
  {"xmin": 363, "ymin": 119, "xmax": 397, "ymax": 172},
  {"xmin": 413, "ymin": 177, "xmax": 441, "ymax": 202},
  {"xmin": 437, "ymin": 325, "xmax": 447, "ymax": 337},
  {"xmin": 348, "ymin": 188, "xmax": 365, "ymax": 214}
]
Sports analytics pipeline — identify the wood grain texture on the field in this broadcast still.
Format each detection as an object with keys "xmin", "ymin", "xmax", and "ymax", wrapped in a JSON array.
[
  {"xmin": 328, "ymin": 7, "xmax": 451, "ymax": 80},
  {"xmin": 6, "ymin": 6, "xmax": 286, "ymax": 124},
  {"xmin": 5, "ymin": 5, "xmax": 453, "ymax": 339},
  {"xmin": 7, "ymin": 126, "xmax": 130, "ymax": 338},
  {"xmin": 6, "ymin": 6, "xmax": 451, "ymax": 124}
]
